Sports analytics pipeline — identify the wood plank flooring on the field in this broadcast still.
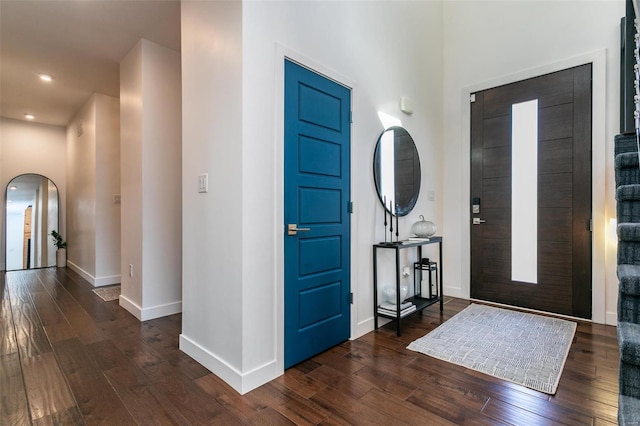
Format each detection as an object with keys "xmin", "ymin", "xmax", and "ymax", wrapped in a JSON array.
[{"xmin": 0, "ymin": 268, "xmax": 619, "ymax": 425}]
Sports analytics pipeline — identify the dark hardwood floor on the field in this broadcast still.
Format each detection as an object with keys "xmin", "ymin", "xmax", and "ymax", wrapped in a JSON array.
[{"xmin": 1, "ymin": 268, "xmax": 619, "ymax": 425}]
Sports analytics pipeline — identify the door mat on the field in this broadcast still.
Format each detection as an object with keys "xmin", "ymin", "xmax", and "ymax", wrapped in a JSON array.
[
  {"xmin": 407, "ymin": 303, "xmax": 576, "ymax": 394},
  {"xmin": 92, "ymin": 285, "xmax": 120, "ymax": 302}
]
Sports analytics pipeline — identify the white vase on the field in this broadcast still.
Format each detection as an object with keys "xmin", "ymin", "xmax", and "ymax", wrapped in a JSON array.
[
  {"xmin": 56, "ymin": 248, "xmax": 66, "ymax": 267},
  {"xmin": 382, "ymin": 285, "xmax": 409, "ymax": 303}
]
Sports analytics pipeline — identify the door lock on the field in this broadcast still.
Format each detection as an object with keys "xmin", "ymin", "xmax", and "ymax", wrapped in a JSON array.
[
  {"xmin": 472, "ymin": 197, "xmax": 481, "ymax": 214},
  {"xmin": 287, "ymin": 224, "xmax": 311, "ymax": 236},
  {"xmin": 472, "ymin": 218, "xmax": 486, "ymax": 225}
]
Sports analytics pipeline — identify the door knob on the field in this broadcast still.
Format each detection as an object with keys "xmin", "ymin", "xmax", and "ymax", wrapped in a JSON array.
[
  {"xmin": 472, "ymin": 218, "xmax": 486, "ymax": 225},
  {"xmin": 287, "ymin": 224, "xmax": 311, "ymax": 236}
]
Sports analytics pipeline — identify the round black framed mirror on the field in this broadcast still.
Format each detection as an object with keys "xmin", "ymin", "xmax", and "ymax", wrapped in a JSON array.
[{"xmin": 373, "ymin": 126, "xmax": 421, "ymax": 216}]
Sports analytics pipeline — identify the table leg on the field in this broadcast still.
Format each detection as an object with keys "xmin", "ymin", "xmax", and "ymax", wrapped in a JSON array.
[
  {"xmin": 395, "ymin": 247, "xmax": 402, "ymax": 336},
  {"xmin": 439, "ymin": 240, "xmax": 444, "ymax": 312},
  {"xmin": 373, "ymin": 246, "xmax": 378, "ymax": 330}
]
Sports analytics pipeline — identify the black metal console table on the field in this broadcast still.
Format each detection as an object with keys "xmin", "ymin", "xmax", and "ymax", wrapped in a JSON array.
[{"xmin": 373, "ymin": 237, "xmax": 443, "ymax": 336}]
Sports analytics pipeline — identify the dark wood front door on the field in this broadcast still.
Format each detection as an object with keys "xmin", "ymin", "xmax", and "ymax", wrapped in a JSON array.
[{"xmin": 470, "ymin": 64, "xmax": 592, "ymax": 318}]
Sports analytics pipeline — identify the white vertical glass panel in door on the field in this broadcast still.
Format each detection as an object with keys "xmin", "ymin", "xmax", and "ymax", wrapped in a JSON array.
[{"xmin": 511, "ymin": 99, "xmax": 538, "ymax": 284}]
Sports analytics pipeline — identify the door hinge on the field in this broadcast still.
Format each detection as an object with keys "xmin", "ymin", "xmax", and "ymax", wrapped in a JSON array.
[
  {"xmin": 470, "ymin": 93, "xmax": 476, "ymax": 103},
  {"xmin": 348, "ymin": 201, "xmax": 353, "ymax": 214},
  {"xmin": 350, "ymin": 111, "xmax": 353, "ymax": 123},
  {"xmin": 588, "ymin": 218, "xmax": 593, "ymax": 232},
  {"xmin": 350, "ymin": 292, "xmax": 353, "ymax": 304}
]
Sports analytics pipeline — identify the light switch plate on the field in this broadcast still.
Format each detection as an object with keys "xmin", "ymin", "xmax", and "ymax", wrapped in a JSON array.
[{"xmin": 198, "ymin": 174, "xmax": 208, "ymax": 193}]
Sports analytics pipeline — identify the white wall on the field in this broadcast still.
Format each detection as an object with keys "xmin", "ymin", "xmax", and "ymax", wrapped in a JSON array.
[
  {"xmin": 141, "ymin": 40, "xmax": 182, "ymax": 316},
  {"xmin": 121, "ymin": 41, "xmax": 144, "ymax": 309},
  {"xmin": 181, "ymin": 0, "xmax": 444, "ymax": 394},
  {"xmin": 95, "ymin": 94, "xmax": 121, "ymax": 283},
  {"xmin": 0, "ymin": 118, "xmax": 66, "ymax": 271},
  {"xmin": 441, "ymin": 0, "xmax": 624, "ymax": 324},
  {"xmin": 66, "ymin": 93, "xmax": 120, "ymax": 286},
  {"xmin": 120, "ymin": 39, "xmax": 182, "ymax": 321},
  {"xmin": 180, "ymin": 0, "xmax": 245, "ymax": 387},
  {"xmin": 67, "ymin": 97, "xmax": 97, "ymax": 278}
]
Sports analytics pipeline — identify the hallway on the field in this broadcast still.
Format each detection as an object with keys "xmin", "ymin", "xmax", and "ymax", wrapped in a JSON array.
[{"xmin": 1, "ymin": 268, "xmax": 620, "ymax": 424}]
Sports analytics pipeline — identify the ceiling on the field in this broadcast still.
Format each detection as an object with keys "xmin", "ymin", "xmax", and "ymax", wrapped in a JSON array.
[{"xmin": 0, "ymin": 0, "xmax": 181, "ymax": 128}]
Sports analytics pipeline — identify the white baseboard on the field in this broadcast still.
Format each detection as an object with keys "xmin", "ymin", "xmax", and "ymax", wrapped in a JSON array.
[
  {"xmin": 443, "ymin": 285, "xmax": 463, "ymax": 298},
  {"xmin": 119, "ymin": 294, "xmax": 143, "ymax": 320},
  {"xmin": 140, "ymin": 300, "xmax": 182, "ymax": 321},
  {"xmin": 240, "ymin": 358, "xmax": 280, "ymax": 394},
  {"xmin": 119, "ymin": 294, "xmax": 182, "ymax": 321},
  {"xmin": 95, "ymin": 274, "xmax": 121, "ymax": 287},
  {"xmin": 67, "ymin": 260, "xmax": 95, "ymax": 284},
  {"xmin": 67, "ymin": 260, "xmax": 120, "ymax": 287},
  {"xmin": 353, "ymin": 317, "xmax": 374, "ymax": 340},
  {"xmin": 179, "ymin": 334, "xmax": 280, "ymax": 395},
  {"xmin": 606, "ymin": 311, "xmax": 618, "ymax": 326},
  {"xmin": 351, "ymin": 317, "xmax": 399, "ymax": 337}
]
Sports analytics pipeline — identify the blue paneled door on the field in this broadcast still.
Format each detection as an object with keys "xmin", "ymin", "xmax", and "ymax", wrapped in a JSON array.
[{"xmin": 284, "ymin": 59, "xmax": 351, "ymax": 368}]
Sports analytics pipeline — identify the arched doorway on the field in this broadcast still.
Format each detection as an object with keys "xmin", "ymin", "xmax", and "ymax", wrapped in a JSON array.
[{"xmin": 5, "ymin": 174, "xmax": 60, "ymax": 270}]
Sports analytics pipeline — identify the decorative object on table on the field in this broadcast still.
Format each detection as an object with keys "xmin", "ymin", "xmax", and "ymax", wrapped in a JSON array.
[
  {"xmin": 378, "ymin": 300, "xmax": 416, "ymax": 317},
  {"xmin": 381, "ymin": 197, "xmax": 401, "ymax": 245},
  {"xmin": 388, "ymin": 199, "xmax": 394, "ymax": 242},
  {"xmin": 407, "ymin": 304, "xmax": 576, "ymax": 394},
  {"xmin": 411, "ymin": 215, "xmax": 437, "ymax": 238},
  {"xmin": 413, "ymin": 258, "xmax": 438, "ymax": 299},
  {"xmin": 395, "ymin": 202, "xmax": 399, "ymax": 242},
  {"xmin": 383, "ymin": 195, "xmax": 388, "ymax": 244},
  {"xmin": 382, "ymin": 284, "xmax": 409, "ymax": 303},
  {"xmin": 50, "ymin": 230, "xmax": 67, "ymax": 267}
]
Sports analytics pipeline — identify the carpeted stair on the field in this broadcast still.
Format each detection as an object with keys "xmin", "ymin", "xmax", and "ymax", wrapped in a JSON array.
[
  {"xmin": 616, "ymin": 152, "xmax": 640, "ymax": 189},
  {"xmin": 615, "ymin": 132, "xmax": 640, "ymax": 425},
  {"xmin": 617, "ymin": 184, "xmax": 640, "ymax": 224},
  {"xmin": 618, "ymin": 264, "xmax": 640, "ymax": 324}
]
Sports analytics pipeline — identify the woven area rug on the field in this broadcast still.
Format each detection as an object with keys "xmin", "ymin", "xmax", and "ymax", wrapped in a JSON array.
[
  {"xmin": 407, "ymin": 303, "xmax": 576, "ymax": 394},
  {"xmin": 92, "ymin": 285, "xmax": 120, "ymax": 302}
]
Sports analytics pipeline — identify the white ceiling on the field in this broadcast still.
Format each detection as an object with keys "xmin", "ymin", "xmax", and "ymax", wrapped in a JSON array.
[{"xmin": 0, "ymin": 0, "xmax": 181, "ymax": 127}]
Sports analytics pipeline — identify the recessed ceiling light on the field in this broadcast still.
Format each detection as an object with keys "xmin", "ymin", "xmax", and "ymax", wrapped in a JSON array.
[
  {"xmin": 24, "ymin": 113, "xmax": 35, "ymax": 120},
  {"xmin": 9, "ymin": 186, "xmax": 17, "ymax": 190},
  {"xmin": 38, "ymin": 73, "xmax": 54, "ymax": 82}
]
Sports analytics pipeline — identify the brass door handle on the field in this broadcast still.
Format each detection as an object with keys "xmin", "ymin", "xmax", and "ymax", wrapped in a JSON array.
[{"xmin": 287, "ymin": 224, "xmax": 311, "ymax": 236}]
